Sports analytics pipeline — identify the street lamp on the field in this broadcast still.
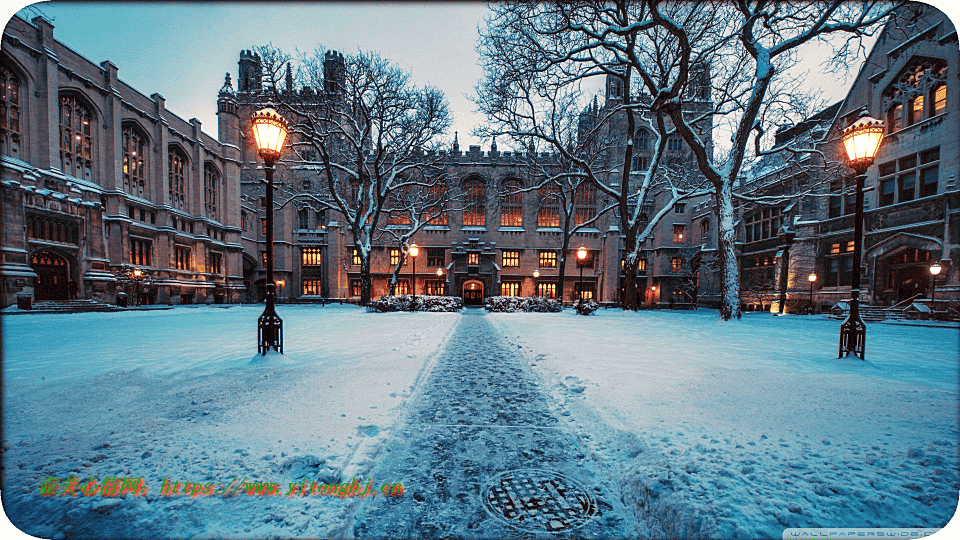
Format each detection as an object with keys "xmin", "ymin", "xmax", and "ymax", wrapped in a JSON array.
[
  {"xmin": 533, "ymin": 269, "xmax": 540, "ymax": 297},
  {"xmin": 276, "ymin": 279, "xmax": 285, "ymax": 303},
  {"xmin": 930, "ymin": 262, "xmax": 942, "ymax": 306},
  {"xmin": 251, "ymin": 107, "xmax": 289, "ymax": 355},
  {"xmin": 133, "ymin": 269, "xmax": 142, "ymax": 307},
  {"xmin": 409, "ymin": 243, "xmax": 419, "ymax": 302},
  {"xmin": 576, "ymin": 246, "xmax": 587, "ymax": 307},
  {"xmin": 808, "ymin": 273, "xmax": 817, "ymax": 313},
  {"xmin": 436, "ymin": 267, "xmax": 444, "ymax": 296},
  {"xmin": 838, "ymin": 113, "xmax": 884, "ymax": 360}
]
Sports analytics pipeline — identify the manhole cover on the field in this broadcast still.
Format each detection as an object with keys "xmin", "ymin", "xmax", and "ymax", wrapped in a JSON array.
[{"xmin": 482, "ymin": 469, "xmax": 596, "ymax": 533}]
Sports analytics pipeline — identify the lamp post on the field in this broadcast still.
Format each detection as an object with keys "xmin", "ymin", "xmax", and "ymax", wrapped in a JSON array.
[
  {"xmin": 533, "ymin": 269, "xmax": 540, "ymax": 297},
  {"xmin": 133, "ymin": 269, "xmax": 142, "ymax": 307},
  {"xmin": 276, "ymin": 279, "xmax": 285, "ymax": 303},
  {"xmin": 808, "ymin": 273, "xmax": 817, "ymax": 313},
  {"xmin": 838, "ymin": 114, "xmax": 884, "ymax": 360},
  {"xmin": 930, "ymin": 262, "xmax": 942, "ymax": 306},
  {"xmin": 409, "ymin": 243, "xmax": 419, "ymax": 302},
  {"xmin": 576, "ymin": 246, "xmax": 587, "ymax": 307},
  {"xmin": 251, "ymin": 108, "xmax": 289, "ymax": 355},
  {"xmin": 436, "ymin": 267, "xmax": 444, "ymax": 296}
]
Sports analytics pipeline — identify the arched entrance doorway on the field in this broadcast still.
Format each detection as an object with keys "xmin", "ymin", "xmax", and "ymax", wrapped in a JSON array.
[
  {"xmin": 882, "ymin": 248, "xmax": 933, "ymax": 303},
  {"xmin": 462, "ymin": 280, "xmax": 484, "ymax": 306},
  {"xmin": 31, "ymin": 251, "xmax": 70, "ymax": 301}
]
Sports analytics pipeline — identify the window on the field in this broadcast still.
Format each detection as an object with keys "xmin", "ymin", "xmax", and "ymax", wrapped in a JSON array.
[
  {"xmin": 389, "ymin": 248, "xmax": 406, "ymax": 267},
  {"xmin": 120, "ymin": 125, "xmax": 146, "ymax": 196},
  {"xmin": 908, "ymin": 95, "xmax": 924, "ymax": 125},
  {"xmin": 880, "ymin": 148, "xmax": 939, "ymax": 205},
  {"xmin": 501, "ymin": 281, "xmax": 521, "ymax": 297},
  {"xmin": 241, "ymin": 212, "xmax": 247, "ymax": 231},
  {"xmin": 168, "ymin": 147, "xmax": 187, "ymax": 210},
  {"xmin": 130, "ymin": 238, "xmax": 151, "ymax": 266},
  {"xmin": 671, "ymin": 257, "xmax": 682, "ymax": 272},
  {"xmin": 673, "ymin": 225, "xmax": 685, "ymax": 243},
  {"xmin": 880, "ymin": 178, "xmax": 896, "ymax": 207},
  {"xmin": 302, "ymin": 279, "xmax": 322, "ymax": 295},
  {"xmin": 261, "ymin": 251, "xmax": 267, "ymax": 267},
  {"xmin": 888, "ymin": 104, "xmax": 902, "ymax": 132},
  {"xmin": 536, "ymin": 282, "xmax": 557, "ymax": 298},
  {"xmin": 920, "ymin": 147, "xmax": 939, "ymax": 198},
  {"xmin": 427, "ymin": 248, "xmax": 444, "ymax": 268},
  {"xmin": 302, "ymin": 247, "xmax": 322, "ymax": 266},
  {"xmin": 261, "ymin": 218, "xmax": 267, "ymax": 236},
  {"xmin": 351, "ymin": 248, "xmax": 362, "ymax": 266},
  {"xmin": 574, "ymin": 282, "xmax": 594, "ymax": 301},
  {"xmin": 204, "ymin": 163, "xmax": 219, "ymax": 219},
  {"xmin": 744, "ymin": 207, "xmax": 782, "ymax": 239},
  {"xmin": 538, "ymin": 251, "xmax": 557, "ymax": 268},
  {"xmin": 298, "ymin": 209, "xmax": 309, "ymax": 229},
  {"xmin": 538, "ymin": 183, "xmax": 560, "ymax": 227},
  {"xmin": 898, "ymin": 171, "xmax": 916, "ymax": 203},
  {"xmin": 502, "ymin": 250, "xmax": 520, "ymax": 267},
  {"xmin": 351, "ymin": 279, "xmax": 362, "ymax": 297},
  {"xmin": 60, "ymin": 94, "xmax": 93, "ymax": 179},
  {"xmin": 425, "ymin": 280, "xmax": 445, "ymax": 296},
  {"xmin": 933, "ymin": 84, "xmax": 946, "ymax": 114},
  {"xmin": 425, "ymin": 181, "xmax": 448, "ymax": 226},
  {"xmin": 468, "ymin": 253, "xmax": 479, "ymax": 265},
  {"xmin": 394, "ymin": 279, "xmax": 409, "ymax": 295},
  {"xmin": 667, "ymin": 136, "xmax": 682, "ymax": 153},
  {"xmin": 463, "ymin": 177, "xmax": 485, "ymax": 226},
  {"xmin": 208, "ymin": 252, "xmax": 223, "ymax": 274},
  {"xmin": 635, "ymin": 129, "xmax": 649, "ymax": 151},
  {"xmin": 700, "ymin": 219, "xmax": 710, "ymax": 239},
  {"xmin": 175, "ymin": 246, "xmax": 191, "ymax": 271},
  {"xmin": 500, "ymin": 179, "xmax": 523, "ymax": 227},
  {"xmin": 674, "ymin": 203, "xmax": 686, "ymax": 213},
  {"xmin": 28, "ymin": 214, "xmax": 79, "ymax": 244},
  {"xmin": 1, "ymin": 64, "xmax": 21, "ymax": 157},
  {"xmin": 574, "ymin": 183, "xmax": 596, "ymax": 225}
]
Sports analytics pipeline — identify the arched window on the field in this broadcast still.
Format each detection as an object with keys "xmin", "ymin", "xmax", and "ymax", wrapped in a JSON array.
[
  {"xmin": 425, "ymin": 181, "xmax": 448, "ymax": 226},
  {"xmin": 700, "ymin": 218, "xmax": 711, "ymax": 239},
  {"xmin": 500, "ymin": 178, "xmax": 523, "ymax": 227},
  {"xmin": 168, "ymin": 146, "xmax": 187, "ymax": 210},
  {"xmin": 908, "ymin": 95, "xmax": 924, "ymax": 125},
  {"xmin": 888, "ymin": 104, "xmax": 902, "ymax": 133},
  {"xmin": 537, "ymin": 183, "xmax": 560, "ymax": 228},
  {"xmin": 1, "ymin": 63, "xmax": 22, "ymax": 157},
  {"xmin": 463, "ymin": 177, "xmax": 485, "ymax": 226},
  {"xmin": 933, "ymin": 84, "xmax": 946, "ymax": 114},
  {"xmin": 60, "ymin": 94, "xmax": 94, "ymax": 179},
  {"xmin": 122, "ymin": 124, "xmax": 146, "ymax": 196},
  {"xmin": 635, "ymin": 129, "xmax": 649, "ymax": 151},
  {"xmin": 204, "ymin": 163, "xmax": 220, "ymax": 219}
]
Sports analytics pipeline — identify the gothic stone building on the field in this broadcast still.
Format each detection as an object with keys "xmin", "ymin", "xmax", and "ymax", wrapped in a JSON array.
[
  {"xmin": 737, "ymin": 3, "xmax": 959, "ymax": 313},
  {"xmin": 0, "ymin": 15, "xmax": 246, "ymax": 307}
]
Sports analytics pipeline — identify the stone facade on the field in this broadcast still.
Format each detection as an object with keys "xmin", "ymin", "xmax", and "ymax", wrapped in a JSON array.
[{"xmin": 0, "ymin": 16, "xmax": 245, "ymax": 307}]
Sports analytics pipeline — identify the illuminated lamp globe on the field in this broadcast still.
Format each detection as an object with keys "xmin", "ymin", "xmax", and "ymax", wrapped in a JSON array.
[
  {"xmin": 251, "ymin": 108, "xmax": 289, "ymax": 161},
  {"xmin": 930, "ymin": 262, "xmax": 942, "ymax": 276},
  {"xmin": 577, "ymin": 246, "xmax": 587, "ymax": 260},
  {"xmin": 409, "ymin": 244, "xmax": 419, "ymax": 258},
  {"xmin": 841, "ymin": 115, "xmax": 884, "ymax": 174}
]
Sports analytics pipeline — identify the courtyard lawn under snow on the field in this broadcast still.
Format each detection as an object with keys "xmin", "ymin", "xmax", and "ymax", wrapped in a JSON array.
[{"xmin": 1, "ymin": 304, "xmax": 958, "ymax": 539}]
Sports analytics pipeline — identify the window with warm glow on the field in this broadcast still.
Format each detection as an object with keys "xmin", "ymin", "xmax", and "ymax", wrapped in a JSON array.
[
  {"xmin": 463, "ymin": 177, "xmax": 485, "ymax": 226},
  {"xmin": 302, "ymin": 248, "xmax": 322, "ymax": 266},
  {"xmin": 888, "ymin": 104, "xmax": 902, "ymax": 132},
  {"xmin": 500, "ymin": 281, "xmax": 521, "ymax": 297},
  {"xmin": 1, "ymin": 64, "xmax": 21, "ymax": 157},
  {"xmin": 909, "ymin": 95, "xmax": 924, "ymax": 125},
  {"xmin": 390, "ymin": 248, "xmax": 407, "ymax": 267},
  {"xmin": 574, "ymin": 183, "xmax": 597, "ymax": 225},
  {"xmin": 538, "ymin": 184, "xmax": 561, "ymax": 227},
  {"xmin": 130, "ymin": 238, "xmax": 151, "ymax": 266},
  {"xmin": 671, "ymin": 257, "xmax": 682, "ymax": 272},
  {"xmin": 502, "ymin": 250, "xmax": 520, "ymax": 267},
  {"xmin": 208, "ymin": 252, "xmax": 223, "ymax": 274},
  {"xmin": 500, "ymin": 178, "xmax": 523, "ymax": 227},
  {"xmin": 350, "ymin": 280, "xmax": 362, "ymax": 297},
  {"xmin": 394, "ymin": 279, "xmax": 409, "ymax": 295},
  {"xmin": 60, "ymin": 94, "xmax": 93, "ymax": 179},
  {"xmin": 351, "ymin": 248, "xmax": 362, "ymax": 266},
  {"xmin": 537, "ymin": 282, "xmax": 557, "ymax": 298},
  {"xmin": 122, "ymin": 124, "xmax": 146, "ymax": 196},
  {"xmin": 934, "ymin": 84, "xmax": 946, "ymax": 114},
  {"xmin": 302, "ymin": 279, "xmax": 322, "ymax": 295},
  {"xmin": 538, "ymin": 251, "xmax": 557, "ymax": 268},
  {"xmin": 468, "ymin": 253, "xmax": 479, "ymax": 265},
  {"xmin": 175, "ymin": 246, "xmax": 191, "ymax": 271},
  {"xmin": 673, "ymin": 225, "xmax": 685, "ymax": 243},
  {"xmin": 425, "ymin": 280, "xmax": 445, "ymax": 295}
]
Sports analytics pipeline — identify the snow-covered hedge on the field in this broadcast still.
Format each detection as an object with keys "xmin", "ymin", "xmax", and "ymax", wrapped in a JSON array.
[
  {"xmin": 485, "ymin": 296, "xmax": 563, "ymax": 313},
  {"xmin": 367, "ymin": 294, "xmax": 463, "ymax": 312},
  {"xmin": 575, "ymin": 300, "xmax": 600, "ymax": 315}
]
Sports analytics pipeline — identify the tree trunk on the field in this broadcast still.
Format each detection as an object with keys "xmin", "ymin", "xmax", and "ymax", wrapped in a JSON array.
[
  {"xmin": 359, "ymin": 256, "xmax": 372, "ymax": 306},
  {"xmin": 716, "ymin": 182, "xmax": 741, "ymax": 320},
  {"xmin": 621, "ymin": 235, "xmax": 640, "ymax": 311}
]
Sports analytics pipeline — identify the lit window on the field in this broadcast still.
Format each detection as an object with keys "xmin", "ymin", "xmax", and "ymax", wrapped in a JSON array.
[
  {"xmin": 302, "ymin": 279, "xmax": 322, "ymax": 295},
  {"xmin": 909, "ymin": 95, "xmax": 924, "ymax": 124},
  {"xmin": 60, "ymin": 94, "xmax": 94, "ymax": 179},
  {"xmin": 175, "ymin": 246, "xmax": 190, "ymax": 271},
  {"xmin": 502, "ymin": 251, "xmax": 520, "ymax": 267},
  {"xmin": 302, "ymin": 248, "xmax": 322, "ymax": 266},
  {"xmin": 500, "ymin": 179, "xmax": 523, "ymax": 227},
  {"xmin": 130, "ymin": 238, "xmax": 151, "ymax": 266},
  {"xmin": 574, "ymin": 183, "xmax": 597, "ymax": 225},
  {"xmin": 208, "ymin": 252, "xmax": 223, "ymax": 274},
  {"xmin": 673, "ymin": 225, "xmax": 684, "ymax": 243},
  {"xmin": 395, "ymin": 279, "xmax": 409, "ymax": 295},
  {"xmin": 536, "ymin": 282, "xmax": 557, "ymax": 298},
  {"xmin": 463, "ymin": 177, "xmax": 485, "ymax": 226},
  {"xmin": 390, "ymin": 248, "xmax": 406, "ymax": 267},
  {"xmin": 934, "ymin": 84, "xmax": 946, "ymax": 114},
  {"xmin": 538, "ymin": 251, "xmax": 557, "ymax": 268},
  {"xmin": 500, "ymin": 281, "xmax": 521, "ymax": 297},
  {"xmin": 351, "ymin": 248, "xmax": 362, "ymax": 266},
  {"xmin": 671, "ymin": 257, "xmax": 682, "ymax": 272},
  {"xmin": 1, "ymin": 64, "xmax": 21, "ymax": 157},
  {"xmin": 538, "ymin": 184, "xmax": 560, "ymax": 227},
  {"xmin": 122, "ymin": 124, "xmax": 146, "ymax": 196},
  {"xmin": 350, "ymin": 280, "xmax": 362, "ymax": 297},
  {"xmin": 468, "ymin": 253, "xmax": 479, "ymax": 265},
  {"xmin": 830, "ymin": 243, "xmax": 840, "ymax": 255}
]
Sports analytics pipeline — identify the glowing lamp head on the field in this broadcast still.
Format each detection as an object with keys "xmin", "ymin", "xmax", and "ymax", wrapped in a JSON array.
[
  {"xmin": 276, "ymin": 279, "xmax": 285, "ymax": 287},
  {"xmin": 408, "ymin": 243, "xmax": 419, "ymax": 258},
  {"xmin": 577, "ymin": 246, "xmax": 587, "ymax": 260},
  {"xmin": 251, "ymin": 108, "xmax": 289, "ymax": 161},
  {"xmin": 436, "ymin": 268, "xmax": 443, "ymax": 276},
  {"xmin": 533, "ymin": 270, "xmax": 540, "ymax": 278},
  {"xmin": 841, "ymin": 115, "xmax": 884, "ymax": 173},
  {"xmin": 133, "ymin": 269, "xmax": 142, "ymax": 277},
  {"xmin": 808, "ymin": 273, "xmax": 817, "ymax": 283},
  {"xmin": 930, "ymin": 262, "xmax": 942, "ymax": 276},
  {"xmin": 651, "ymin": 286, "xmax": 657, "ymax": 292}
]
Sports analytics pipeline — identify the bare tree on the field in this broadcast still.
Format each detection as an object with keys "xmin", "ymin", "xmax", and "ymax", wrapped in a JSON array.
[
  {"xmin": 255, "ymin": 46, "xmax": 451, "ymax": 305},
  {"xmin": 477, "ymin": 1, "xmax": 900, "ymax": 318}
]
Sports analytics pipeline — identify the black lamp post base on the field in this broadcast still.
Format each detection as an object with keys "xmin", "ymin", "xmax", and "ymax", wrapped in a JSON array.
[
  {"xmin": 838, "ymin": 316, "xmax": 865, "ymax": 360},
  {"xmin": 258, "ymin": 286, "xmax": 283, "ymax": 355}
]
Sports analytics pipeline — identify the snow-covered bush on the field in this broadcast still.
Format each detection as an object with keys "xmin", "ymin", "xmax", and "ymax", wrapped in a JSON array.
[
  {"xmin": 485, "ymin": 296, "xmax": 562, "ymax": 313},
  {"xmin": 575, "ymin": 300, "xmax": 599, "ymax": 315},
  {"xmin": 367, "ymin": 294, "xmax": 462, "ymax": 312}
]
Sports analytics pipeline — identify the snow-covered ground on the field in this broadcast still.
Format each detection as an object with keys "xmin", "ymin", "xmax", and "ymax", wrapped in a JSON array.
[
  {"xmin": 2, "ymin": 304, "xmax": 958, "ymax": 539},
  {"xmin": 489, "ymin": 309, "xmax": 960, "ymax": 539},
  {"xmin": 2, "ymin": 304, "xmax": 459, "ymax": 539}
]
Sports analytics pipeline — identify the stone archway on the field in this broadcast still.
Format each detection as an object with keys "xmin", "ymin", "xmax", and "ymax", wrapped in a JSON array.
[
  {"xmin": 462, "ymin": 279, "xmax": 485, "ymax": 306},
  {"xmin": 31, "ymin": 250, "xmax": 70, "ymax": 301},
  {"xmin": 866, "ymin": 233, "xmax": 942, "ymax": 305}
]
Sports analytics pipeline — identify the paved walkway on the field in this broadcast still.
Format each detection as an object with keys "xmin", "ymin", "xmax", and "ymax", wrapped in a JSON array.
[{"xmin": 352, "ymin": 308, "xmax": 629, "ymax": 538}]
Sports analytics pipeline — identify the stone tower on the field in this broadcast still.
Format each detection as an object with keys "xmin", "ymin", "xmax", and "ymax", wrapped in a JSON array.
[
  {"xmin": 238, "ymin": 49, "xmax": 261, "ymax": 93},
  {"xmin": 323, "ymin": 50, "xmax": 345, "ymax": 94}
]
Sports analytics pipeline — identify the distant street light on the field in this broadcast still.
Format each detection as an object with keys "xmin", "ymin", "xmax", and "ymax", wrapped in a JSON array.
[
  {"xmin": 276, "ymin": 279, "xmax": 285, "ymax": 302},
  {"xmin": 533, "ymin": 269, "xmax": 540, "ymax": 297},
  {"xmin": 576, "ymin": 246, "xmax": 588, "ymax": 307},
  {"xmin": 251, "ymin": 107, "xmax": 289, "ymax": 355},
  {"xmin": 133, "ymin": 268, "xmax": 142, "ymax": 307},
  {"xmin": 409, "ymin": 243, "xmax": 419, "ymax": 301},
  {"xmin": 930, "ymin": 262, "xmax": 942, "ymax": 306},
  {"xmin": 808, "ymin": 273, "xmax": 817, "ymax": 312},
  {"xmin": 838, "ymin": 113, "xmax": 884, "ymax": 360}
]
